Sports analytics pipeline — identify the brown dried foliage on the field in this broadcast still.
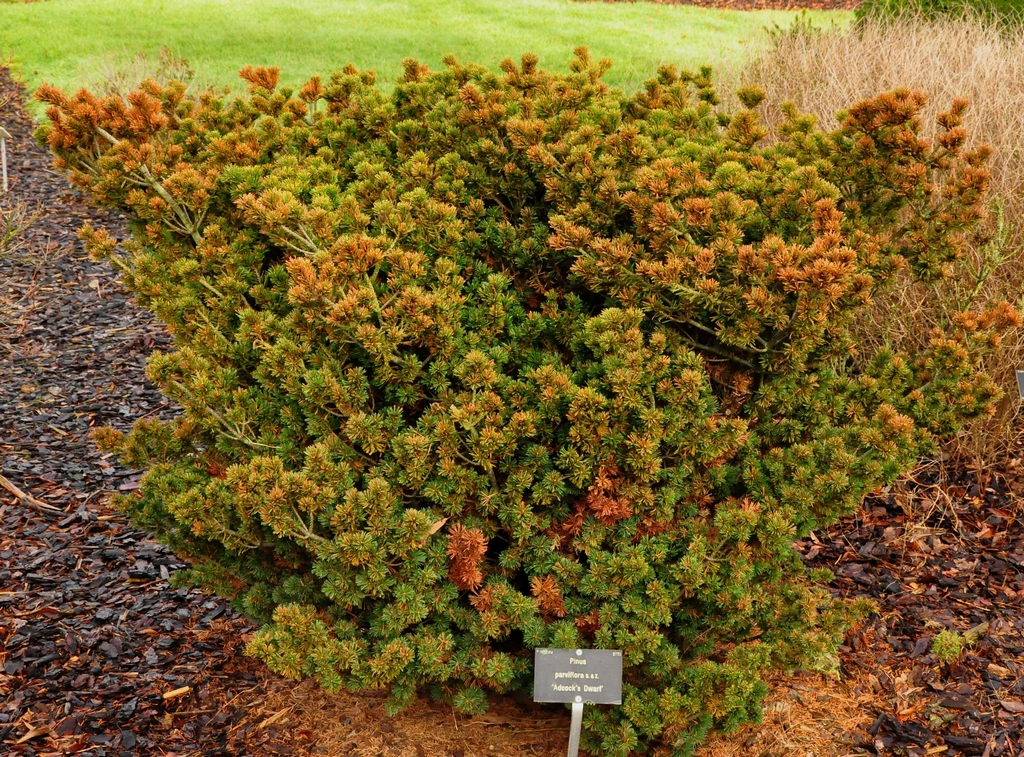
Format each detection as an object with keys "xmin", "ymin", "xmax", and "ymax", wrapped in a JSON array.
[
  {"xmin": 575, "ymin": 609, "xmax": 602, "ymax": 639},
  {"xmin": 530, "ymin": 575, "xmax": 567, "ymax": 618},
  {"xmin": 469, "ymin": 586, "xmax": 495, "ymax": 613},
  {"xmin": 585, "ymin": 462, "xmax": 632, "ymax": 525},
  {"xmin": 446, "ymin": 523, "xmax": 487, "ymax": 592},
  {"xmin": 238, "ymin": 65, "xmax": 280, "ymax": 93}
]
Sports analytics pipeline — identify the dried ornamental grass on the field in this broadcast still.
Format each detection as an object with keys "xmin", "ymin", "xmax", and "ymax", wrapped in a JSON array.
[{"xmin": 740, "ymin": 13, "xmax": 1024, "ymax": 461}]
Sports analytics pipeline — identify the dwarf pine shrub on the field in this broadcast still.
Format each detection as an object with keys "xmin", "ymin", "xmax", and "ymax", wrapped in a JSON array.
[{"xmin": 38, "ymin": 51, "xmax": 1015, "ymax": 755}]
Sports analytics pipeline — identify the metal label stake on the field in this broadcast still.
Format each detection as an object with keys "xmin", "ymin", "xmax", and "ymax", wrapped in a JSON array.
[
  {"xmin": 1017, "ymin": 370, "xmax": 1024, "ymax": 401},
  {"xmin": 567, "ymin": 699, "xmax": 584, "ymax": 757},
  {"xmin": 533, "ymin": 648, "xmax": 623, "ymax": 757},
  {"xmin": 0, "ymin": 126, "xmax": 10, "ymax": 193}
]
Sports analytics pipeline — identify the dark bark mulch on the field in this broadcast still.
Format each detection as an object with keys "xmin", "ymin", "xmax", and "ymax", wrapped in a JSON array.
[
  {"xmin": 0, "ymin": 76, "xmax": 312, "ymax": 756},
  {"xmin": 799, "ymin": 458, "xmax": 1024, "ymax": 756}
]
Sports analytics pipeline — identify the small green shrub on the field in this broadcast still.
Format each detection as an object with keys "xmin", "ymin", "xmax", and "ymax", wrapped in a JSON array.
[
  {"xmin": 38, "ymin": 52, "xmax": 1013, "ymax": 755},
  {"xmin": 931, "ymin": 630, "xmax": 965, "ymax": 663},
  {"xmin": 856, "ymin": 0, "xmax": 1024, "ymax": 24}
]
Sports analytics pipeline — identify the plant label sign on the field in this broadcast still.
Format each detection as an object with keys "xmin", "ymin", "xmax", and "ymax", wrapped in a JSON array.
[
  {"xmin": 1017, "ymin": 370, "xmax": 1024, "ymax": 400},
  {"xmin": 533, "ymin": 648, "xmax": 622, "ymax": 704},
  {"xmin": 534, "ymin": 649, "xmax": 622, "ymax": 757}
]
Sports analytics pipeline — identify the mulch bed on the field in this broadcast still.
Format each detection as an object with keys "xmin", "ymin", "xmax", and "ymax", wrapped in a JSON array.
[
  {"xmin": 0, "ymin": 75, "xmax": 311, "ymax": 757},
  {"xmin": 797, "ymin": 460, "xmax": 1024, "ymax": 756},
  {"xmin": 2, "ymin": 69, "xmax": 1022, "ymax": 757}
]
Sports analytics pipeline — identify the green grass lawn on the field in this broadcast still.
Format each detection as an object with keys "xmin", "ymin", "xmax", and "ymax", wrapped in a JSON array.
[{"xmin": 0, "ymin": 0, "xmax": 850, "ymax": 106}]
